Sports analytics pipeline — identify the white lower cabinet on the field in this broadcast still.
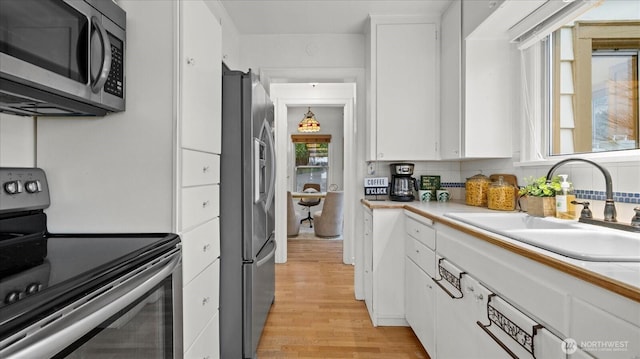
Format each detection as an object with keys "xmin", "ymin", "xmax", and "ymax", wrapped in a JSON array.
[
  {"xmin": 181, "ymin": 218, "xmax": 220, "ymax": 285},
  {"xmin": 571, "ymin": 297, "xmax": 640, "ymax": 358},
  {"xmin": 181, "ymin": 185, "xmax": 219, "ymax": 231},
  {"xmin": 363, "ymin": 206, "xmax": 406, "ymax": 326},
  {"xmin": 405, "ymin": 257, "xmax": 436, "ymax": 354},
  {"xmin": 404, "ymin": 212, "xmax": 437, "ymax": 353},
  {"xmin": 183, "ymin": 260, "xmax": 220, "ymax": 353},
  {"xmin": 185, "ymin": 311, "xmax": 220, "ymax": 359}
]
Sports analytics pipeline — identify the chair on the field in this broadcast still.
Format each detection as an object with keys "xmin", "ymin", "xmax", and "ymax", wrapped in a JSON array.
[
  {"xmin": 287, "ymin": 191, "xmax": 301, "ymax": 237},
  {"xmin": 298, "ymin": 183, "xmax": 321, "ymax": 228},
  {"xmin": 313, "ymin": 191, "xmax": 344, "ymax": 238}
]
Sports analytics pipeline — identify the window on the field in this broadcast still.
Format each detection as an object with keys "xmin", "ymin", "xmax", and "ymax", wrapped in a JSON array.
[
  {"xmin": 292, "ymin": 134, "xmax": 331, "ymax": 192},
  {"xmin": 549, "ymin": 7, "xmax": 639, "ymax": 155}
]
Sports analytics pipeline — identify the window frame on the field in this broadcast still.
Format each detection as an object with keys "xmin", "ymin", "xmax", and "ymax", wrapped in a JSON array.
[
  {"xmin": 551, "ymin": 21, "xmax": 640, "ymax": 155},
  {"xmin": 515, "ymin": 1, "xmax": 640, "ymax": 166},
  {"xmin": 291, "ymin": 134, "xmax": 331, "ymax": 192}
]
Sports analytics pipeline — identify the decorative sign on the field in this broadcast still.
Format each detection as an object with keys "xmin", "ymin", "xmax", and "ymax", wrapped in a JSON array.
[
  {"xmin": 420, "ymin": 175, "xmax": 441, "ymax": 190},
  {"xmin": 364, "ymin": 177, "xmax": 389, "ymax": 196}
]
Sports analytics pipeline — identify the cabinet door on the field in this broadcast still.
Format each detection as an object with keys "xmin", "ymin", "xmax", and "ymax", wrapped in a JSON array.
[
  {"xmin": 181, "ymin": 0, "xmax": 222, "ymax": 154},
  {"xmin": 439, "ymin": 0, "xmax": 462, "ymax": 160},
  {"xmin": 184, "ymin": 312, "xmax": 220, "ymax": 359},
  {"xmin": 183, "ymin": 260, "xmax": 220, "ymax": 351},
  {"xmin": 181, "ymin": 184, "xmax": 219, "ymax": 231},
  {"xmin": 363, "ymin": 210, "xmax": 374, "ymax": 322},
  {"xmin": 375, "ymin": 22, "xmax": 438, "ymax": 161},
  {"xmin": 405, "ymin": 258, "xmax": 436, "ymax": 355},
  {"xmin": 181, "ymin": 218, "xmax": 220, "ymax": 285},
  {"xmin": 182, "ymin": 149, "xmax": 220, "ymax": 187}
]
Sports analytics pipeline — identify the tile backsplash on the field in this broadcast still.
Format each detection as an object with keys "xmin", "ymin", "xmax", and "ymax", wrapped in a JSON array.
[{"xmin": 368, "ymin": 157, "xmax": 639, "ymax": 222}]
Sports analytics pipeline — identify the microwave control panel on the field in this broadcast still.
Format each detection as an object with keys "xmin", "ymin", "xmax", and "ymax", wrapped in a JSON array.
[{"xmin": 104, "ymin": 34, "xmax": 124, "ymax": 99}]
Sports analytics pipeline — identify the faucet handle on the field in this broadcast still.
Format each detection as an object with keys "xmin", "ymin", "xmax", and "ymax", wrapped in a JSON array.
[
  {"xmin": 571, "ymin": 200, "xmax": 592, "ymax": 219},
  {"xmin": 632, "ymin": 207, "xmax": 640, "ymax": 228}
]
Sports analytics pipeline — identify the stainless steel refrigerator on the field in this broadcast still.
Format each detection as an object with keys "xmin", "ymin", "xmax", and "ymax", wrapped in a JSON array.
[{"xmin": 220, "ymin": 67, "xmax": 276, "ymax": 359}]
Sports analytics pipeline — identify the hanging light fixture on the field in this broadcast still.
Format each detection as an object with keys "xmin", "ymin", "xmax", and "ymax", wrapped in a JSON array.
[{"xmin": 298, "ymin": 107, "xmax": 320, "ymax": 133}]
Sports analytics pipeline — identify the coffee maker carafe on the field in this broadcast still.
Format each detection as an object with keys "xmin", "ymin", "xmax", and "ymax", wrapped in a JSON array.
[{"xmin": 389, "ymin": 163, "xmax": 418, "ymax": 201}]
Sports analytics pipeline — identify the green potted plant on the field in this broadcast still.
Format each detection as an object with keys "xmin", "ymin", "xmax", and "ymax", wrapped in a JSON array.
[{"xmin": 519, "ymin": 176, "xmax": 562, "ymax": 217}]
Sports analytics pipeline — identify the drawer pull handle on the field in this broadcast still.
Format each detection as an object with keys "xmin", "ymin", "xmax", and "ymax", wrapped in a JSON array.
[
  {"xmin": 477, "ymin": 320, "xmax": 519, "ymax": 359},
  {"xmin": 477, "ymin": 294, "xmax": 542, "ymax": 358},
  {"xmin": 187, "ymin": 57, "xmax": 196, "ymax": 65},
  {"xmin": 202, "ymin": 296, "xmax": 210, "ymax": 306},
  {"xmin": 432, "ymin": 276, "xmax": 463, "ymax": 299},
  {"xmin": 203, "ymin": 244, "xmax": 210, "ymax": 252},
  {"xmin": 202, "ymin": 200, "xmax": 210, "ymax": 208},
  {"xmin": 431, "ymin": 258, "xmax": 465, "ymax": 299},
  {"xmin": 202, "ymin": 166, "xmax": 210, "ymax": 173}
]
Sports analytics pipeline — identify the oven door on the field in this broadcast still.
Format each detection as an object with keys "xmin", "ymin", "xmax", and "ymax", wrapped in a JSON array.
[{"xmin": 0, "ymin": 250, "xmax": 182, "ymax": 359}]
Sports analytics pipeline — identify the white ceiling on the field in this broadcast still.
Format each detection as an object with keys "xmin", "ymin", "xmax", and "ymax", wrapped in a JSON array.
[{"xmin": 220, "ymin": 0, "xmax": 453, "ymax": 35}]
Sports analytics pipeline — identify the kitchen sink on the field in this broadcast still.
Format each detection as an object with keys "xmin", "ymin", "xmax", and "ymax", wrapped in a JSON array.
[
  {"xmin": 444, "ymin": 212, "xmax": 640, "ymax": 262},
  {"xmin": 444, "ymin": 212, "xmax": 580, "ymax": 231},
  {"xmin": 505, "ymin": 229, "xmax": 640, "ymax": 262}
]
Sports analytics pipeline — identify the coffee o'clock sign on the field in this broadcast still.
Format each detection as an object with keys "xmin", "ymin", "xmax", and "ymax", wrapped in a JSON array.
[{"xmin": 364, "ymin": 177, "xmax": 388, "ymax": 196}]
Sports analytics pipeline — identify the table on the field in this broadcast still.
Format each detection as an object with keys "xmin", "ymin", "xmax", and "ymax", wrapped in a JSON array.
[{"xmin": 291, "ymin": 192, "xmax": 327, "ymax": 199}]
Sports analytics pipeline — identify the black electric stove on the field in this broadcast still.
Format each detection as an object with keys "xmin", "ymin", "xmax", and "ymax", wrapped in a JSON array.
[{"xmin": 0, "ymin": 168, "xmax": 180, "ymax": 345}]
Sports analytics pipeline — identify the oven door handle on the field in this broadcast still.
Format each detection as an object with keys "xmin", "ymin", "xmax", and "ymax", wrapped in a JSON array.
[{"xmin": 1, "ymin": 251, "xmax": 181, "ymax": 359}]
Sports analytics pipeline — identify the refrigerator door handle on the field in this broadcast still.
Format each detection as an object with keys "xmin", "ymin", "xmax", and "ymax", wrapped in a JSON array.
[
  {"xmin": 263, "ymin": 120, "xmax": 276, "ymax": 210},
  {"xmin": 253, "ymin": 138, "xmax": 265, "ymax": 204},
  {"xmin": 256, "ymin": 237, "xmax": 277, "ymax": 268}
]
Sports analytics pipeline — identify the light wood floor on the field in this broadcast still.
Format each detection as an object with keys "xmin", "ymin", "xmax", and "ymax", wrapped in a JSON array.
[{"xmin": 256, "ymin": 239, "xmax": 430, "ymax": 359}]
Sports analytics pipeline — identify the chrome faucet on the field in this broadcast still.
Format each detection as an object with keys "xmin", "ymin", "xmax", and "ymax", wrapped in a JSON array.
[{"xmin": 545, "ymin": 158, "xmax": 617, "ymax": 222}]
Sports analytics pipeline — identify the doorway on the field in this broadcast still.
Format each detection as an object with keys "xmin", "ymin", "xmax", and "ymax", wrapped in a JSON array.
[{"xmin": 270, "ymin": 83, "xmax": 356, "ymax": 265}]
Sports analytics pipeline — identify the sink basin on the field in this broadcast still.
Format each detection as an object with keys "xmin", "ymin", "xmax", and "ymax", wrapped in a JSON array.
[
  {"xmin": 444, "ymin": 212, "xmax": 640, "ymax": 262},
  {"xmin": 505, "ymin": 229, "xmax": 640, "ymax": 262},
  {"xmin": 444, "ymin": 212, "xmax": 579, "ymax": 231}
]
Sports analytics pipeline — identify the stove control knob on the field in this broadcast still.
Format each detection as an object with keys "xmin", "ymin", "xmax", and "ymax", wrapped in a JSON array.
[
  {"xmin": 25, "ymin": 283, "xmax": 41, "ymax": 295},
  {"xmin": 25, "ymin": 180, "xmax": 42, "ymax": 193},
  {"xmin": 5, "ymin": 291, "xmax": 20, "ymax": 304},
  {"xmin": 4, "ymin": 180, "xmax": 23, "ymax": 195}
]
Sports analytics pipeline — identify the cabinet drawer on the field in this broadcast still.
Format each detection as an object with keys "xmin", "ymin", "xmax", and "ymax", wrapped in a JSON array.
[
  {"xmin": 405, "ymin": 236, "xmax": 435, "ymax": 277},
  {"xmin": 184, "ymin": 311, "xmax": 220, "ymax": 359},
  {"xmin": 405, "ymin": 216, "xmax": 435, "ymax": 249},
  {"xmin": 182, "ymin": 218, "xmax": 220, "ymax": 285},
  {"xmin": 181, "ymin": 185, "xmax": 219, "ymax": 230},
  {"xmin": 183, "ymin": 260, "xmax": 219, "ymax": 350},
  {"xmin": 182, "ymin": 149, "xmax": 219, "ymax": 186}
]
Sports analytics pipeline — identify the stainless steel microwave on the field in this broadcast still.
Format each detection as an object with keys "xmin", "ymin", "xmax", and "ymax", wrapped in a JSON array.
[{"xmin": 0, "ymin": 0, "xmax": 126, "ymax": 117}]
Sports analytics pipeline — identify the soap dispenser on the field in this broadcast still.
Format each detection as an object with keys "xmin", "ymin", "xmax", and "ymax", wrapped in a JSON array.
[{"xmin": 555, "ymin": 174, "xmax": 576, "ymax": 219}]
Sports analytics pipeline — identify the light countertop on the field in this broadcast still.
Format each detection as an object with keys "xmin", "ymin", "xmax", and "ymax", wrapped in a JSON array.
[{"xmin": 362, "ymin": 199, "xmax": 640, "ymax": 303}]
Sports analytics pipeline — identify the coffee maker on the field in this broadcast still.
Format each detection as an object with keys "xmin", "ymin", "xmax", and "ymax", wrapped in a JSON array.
[{"xmin": 389, "ymin": 163, "xmax": 418, "ymax": 201}]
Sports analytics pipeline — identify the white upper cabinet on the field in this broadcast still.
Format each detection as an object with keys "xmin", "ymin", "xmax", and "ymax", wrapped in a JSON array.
[
  {"xmin": 440, "ymin": 0, "xmax": 512, "ymax": 159},
  {"xmin": 181, "ymin": 0, "xmax": 222, "ymax": 154},
  {"xmin": 439, "ymin": 0, "xmax": 463, "ymax": 160},
  {"xmin": 440, "ymin": 0, "xmax": 547, "ymax": 160},
  {"xmin": 366, "ymin": 16, "xmax": 439, "ymax": 161}
]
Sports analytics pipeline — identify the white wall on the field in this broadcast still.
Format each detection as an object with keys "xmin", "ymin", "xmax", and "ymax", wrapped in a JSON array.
[
  {"xmin": 0, "ymin": 114, "xmax": 35, "ymax": 167},
  {"xmin": 238, "ymin": 34, "xmax": 365, "ymax": 72},
  {"xmin": 35, "ymin": 0, "xmax": 177, "ymax": 233}
]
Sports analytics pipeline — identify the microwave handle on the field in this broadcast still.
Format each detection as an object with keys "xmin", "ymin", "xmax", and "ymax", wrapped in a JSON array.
[{"xmin": 90, "ymin": 16, "xmax": 112, "ymax": 94}]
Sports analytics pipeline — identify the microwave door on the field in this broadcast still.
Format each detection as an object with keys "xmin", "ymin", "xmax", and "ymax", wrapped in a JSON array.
[{"xmin": 0, "ymin": 0, "xmax": 94, "ymax": 98}]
